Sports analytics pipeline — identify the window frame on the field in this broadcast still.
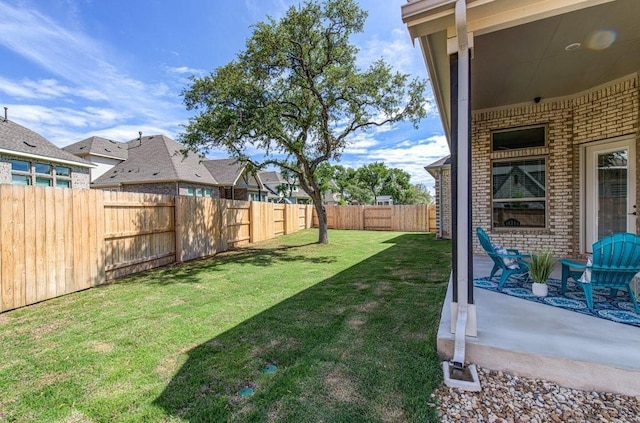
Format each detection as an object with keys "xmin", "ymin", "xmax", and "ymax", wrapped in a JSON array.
[
  {"xmin": 491, "ymin": 124, "xmax": 547, "ymax": 152},
  {"xmin": 491, "ymin": 155, "xmax": 549, "ymax": 230},
  {"xmin": 9, "ymin": 159, "xmax": 73, "ymax": 188}
]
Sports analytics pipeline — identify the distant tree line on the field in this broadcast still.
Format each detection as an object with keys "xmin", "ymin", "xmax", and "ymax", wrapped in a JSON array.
[{"xmin": 315, "ymin": 162, "xmax": 433, "ymax": 205}]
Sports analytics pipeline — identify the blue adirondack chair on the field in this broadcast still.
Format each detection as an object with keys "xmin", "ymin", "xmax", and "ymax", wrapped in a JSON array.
[
  {"xmin": 476, "ymin": 227, "xmax": 531, "ymax": 290},
  {"xmin": 559, "ymin": 233, "xmax": 640, "ymax": 313}
]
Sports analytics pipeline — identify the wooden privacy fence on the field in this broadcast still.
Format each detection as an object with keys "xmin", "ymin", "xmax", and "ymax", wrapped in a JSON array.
[
  {"xmin": 0, "ymin": 186, "xmax": 313, "ymax": 313},
  {"xmin": 316, "ymin": 205, "xmax": 436, "ymax": 232}
]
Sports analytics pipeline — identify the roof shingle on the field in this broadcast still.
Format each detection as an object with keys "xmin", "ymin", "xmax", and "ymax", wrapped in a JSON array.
[
  {"xmin": 0, "ymin": 119, "xmax": 92, "ymax": 167},
  {"xmin": 92, "ymin": 135, "xmax": 218, "ymax": 186},
  {"xmin": 63, "ymin": 136, "xmax": 128, "ymax": 160}
]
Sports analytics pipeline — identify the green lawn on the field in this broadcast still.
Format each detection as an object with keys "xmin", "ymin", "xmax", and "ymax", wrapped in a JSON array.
[{"xmin": 0, "ymin": 229, "xmax": 451, "ymax": 422}]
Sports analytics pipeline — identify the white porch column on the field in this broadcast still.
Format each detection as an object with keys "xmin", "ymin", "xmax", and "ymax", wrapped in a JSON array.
[{"xmin": 449, "ymin": 0, "xmax": 477, "ymax": 338}]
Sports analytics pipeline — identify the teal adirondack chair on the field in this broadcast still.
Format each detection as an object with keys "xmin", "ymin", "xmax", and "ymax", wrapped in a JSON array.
[
  {"xmin": 559, "ymin": 233, "xmax": 640, "ymax": 313},
  {"xmin": 476, "ymin": 227, "xmax": 530, "ymax": 290}
]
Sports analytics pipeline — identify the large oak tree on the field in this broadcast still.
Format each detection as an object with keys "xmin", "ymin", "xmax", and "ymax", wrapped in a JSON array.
[{"xmin": 180, "ymin": 0, "xmax": 426, "ymax": 244}]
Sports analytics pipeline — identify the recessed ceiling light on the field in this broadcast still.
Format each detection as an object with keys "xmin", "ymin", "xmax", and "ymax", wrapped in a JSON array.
[{"xmin": 565, "ymin": 42, "xmax": 581, "ymax": 51}]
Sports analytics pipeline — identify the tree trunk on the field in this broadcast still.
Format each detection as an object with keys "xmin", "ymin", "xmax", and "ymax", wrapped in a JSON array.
[{"xmin": 314, "ymin": 200, "xmax": 329, "ymax": 244}]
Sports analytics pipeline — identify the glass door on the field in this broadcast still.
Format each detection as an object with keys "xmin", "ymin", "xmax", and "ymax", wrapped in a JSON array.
[{"xmin": 585, "ymin": 139, "xmax": 636, "ymax": 252}]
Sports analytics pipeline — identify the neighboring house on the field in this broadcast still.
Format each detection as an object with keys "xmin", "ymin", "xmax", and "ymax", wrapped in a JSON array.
[
  {"xmin": 259, "ymin": 171, "xmax": 312, "ymax": 204},
  {"xmin": 403, "ymin": 0, "xmax": 640, "ymax": 258},
  {"xmin": 62, "ymin": 136, "xmax": 128, "ymax": 181},
  {"xmin": 425, "ymin": 155, "xmax": 451, "ymax": 239},
  {"xmin": 65, "ymin": 134, "xmax": 268, "ymax": 201},
  {"xmin": 204, "ymin": 158, "xmax": 268, "ymax": 201},
  {"xmin": 375, "ymin": 195, "xmax": 393, "ymax": 206},
  {"xmin": 323, "ymin": 186, "xmax": 342, "ymax": 205},
  {"xmin": 86, "ymin": 134, "xmax": 220, "ymax": 197},
  {"xmin": 0, "ymin": 116, "xmax": 92, "ymax": 188}
]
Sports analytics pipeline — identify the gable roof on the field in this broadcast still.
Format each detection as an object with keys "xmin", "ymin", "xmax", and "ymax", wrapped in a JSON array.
[
  {"xmin": 203, "ymin": 158, "xmax": 245, "ymax": 185},
  {"xmin": 259, "ymin": 170, "xmax": 285, "ymax": 185},
  {"xmin": 63, "ymin": 136, "xmax": 128, "ymax": 160},
  {"xmin": 92, "ymin": 135, "xmax": 218, "ymax": 186},
  {"xmin": 258, "ymin": 170, "xmax": 311, "ymax": 200},
  {"xmin": 0, "ymin": 119, "xmax": 92, "ymax": 167}
]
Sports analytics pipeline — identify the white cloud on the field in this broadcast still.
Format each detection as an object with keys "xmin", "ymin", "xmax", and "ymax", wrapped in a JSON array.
[
  {"xmin": 5, "ymin": 103, "xmax": 183, "ymax": 146},
  {"xmin": 357, "ymin": 27, "xmax": 423, "ymax": 75},
  {"xmin": 166, "ymin": 66, "xmax": 206, "ymax": 77},
  {"xmin": 0, "ymin": 76, "xmax": 109, "ymax": 101},
  {"xmin": 343, "ymin": 134, "xmax": 449, "ymax": 189},
  {"xmin": 0, "ymin": 2, "xmax": 184, "ymax": 132},
  {"xmin": 344, "ymin": 133, "xmax": 380, "ymax": 154},
  {"xmin": 84, "ymin": 124, "xmax": 182, "ymax": 143},
  {"xmin": 366, "ymin": 135, "xmax": 449, "ymax": 163}
]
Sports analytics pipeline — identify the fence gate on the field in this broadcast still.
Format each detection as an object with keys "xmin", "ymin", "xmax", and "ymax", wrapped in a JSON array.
[{"xmin": 364, "ymin": 206, "xmax": 392, "ymax": 231}]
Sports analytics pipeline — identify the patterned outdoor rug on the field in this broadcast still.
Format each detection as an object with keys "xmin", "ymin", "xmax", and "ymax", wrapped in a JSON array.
[{"xmin": 474, "ymin": 276, "xmax": 640, "ymax": 328}]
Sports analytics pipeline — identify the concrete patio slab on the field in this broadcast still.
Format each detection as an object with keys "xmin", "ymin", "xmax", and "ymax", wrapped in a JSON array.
[{"xmin": 437, "ymin": 256, "xmax": 640, "ymax": 396}]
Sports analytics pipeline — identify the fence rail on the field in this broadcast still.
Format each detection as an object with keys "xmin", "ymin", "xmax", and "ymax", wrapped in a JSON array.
[
  {"xmin": 0, "ymin": 186, "xmax": 313, "ymax": 313},
  {"xmin": 316, "ymin": 204, "xmax": 436, "ymax": 232}
]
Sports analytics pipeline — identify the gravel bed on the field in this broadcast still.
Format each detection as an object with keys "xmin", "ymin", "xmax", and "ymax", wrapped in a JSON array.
[{"xmin": 433, "ymin": 367, "xmax": 640, "ymax": 422}]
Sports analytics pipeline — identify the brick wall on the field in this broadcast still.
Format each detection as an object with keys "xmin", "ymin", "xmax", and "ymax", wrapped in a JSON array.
[
  {"xmin": 120, "ymin": 182, "xmax": 221, "ymax": 198},
  {"xmin": 71, "ymin": 169, "xmax": 91, "ymax": 189},
  {"xmin": 122, "ymin": 182, "xmax": 177, "ymax": 196},
  {"xmin": 471, "ymin": 75, "xmax": 639, "ymax": 258},
  {"xmin": 433, "ymin": 166, "xmax": 452, "ymax": 239},
  {"xmin": 0, "ymin": 155, "xmax": 11, "ymax": 184}
]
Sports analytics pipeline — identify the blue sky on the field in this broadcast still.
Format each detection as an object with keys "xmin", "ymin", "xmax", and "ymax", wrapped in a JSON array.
[{"xmin": 0, "ymin": 0, "xmax": 449, "ymax": 191}]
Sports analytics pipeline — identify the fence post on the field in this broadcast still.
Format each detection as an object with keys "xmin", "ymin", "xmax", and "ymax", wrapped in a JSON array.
[
  {"xmin": 250, "ymin": 201, "xmax": 258, "ymax": 243},
  {"xmin": 283, "ymin": 203, "xmax": 289, "ymax": 235},
  {"xmin": 174, "ymin": 195, "xmax": 182, "ymax": 263}
]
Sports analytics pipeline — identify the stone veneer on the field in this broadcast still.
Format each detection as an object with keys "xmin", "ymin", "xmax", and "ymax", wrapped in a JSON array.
[
  {"xmin": 120, "ymin": 182, "xmax": 221, "ymax": 198},
  {"xmin": 0, "ymin": 153, "xmax": 90, "ymax": 189},
  {"xmin": 471, "ymin": 75, "xmax": 639, "ymax": 258},
  {"xmin": 432, "ymin": 166, "xmax": 452, "ymax": 239}
]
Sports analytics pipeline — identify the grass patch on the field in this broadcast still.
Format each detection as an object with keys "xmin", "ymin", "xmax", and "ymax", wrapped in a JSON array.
[{"xmin": 0, "ymin": 230, "xmax": 451, "ymax": 422}]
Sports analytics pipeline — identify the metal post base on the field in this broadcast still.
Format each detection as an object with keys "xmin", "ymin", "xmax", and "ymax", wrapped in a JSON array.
[{"xmin": 442, "ymin": 361, "xmax": 481, "ymax": 392}]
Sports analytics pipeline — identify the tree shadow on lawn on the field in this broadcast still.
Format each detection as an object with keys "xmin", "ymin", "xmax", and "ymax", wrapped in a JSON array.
[
  {"xmin": 154, "ymin": 233, "xmax": 450, "ymax": 422},
  {"xmin": 117, "ymin": 242, "xmax": 336, "ymax": 286}
]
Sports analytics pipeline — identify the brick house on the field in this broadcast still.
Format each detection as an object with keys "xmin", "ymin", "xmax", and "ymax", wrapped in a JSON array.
[
  {"xmin": 403, "ymin": 0, "xmax": 640, "ymax": 347},
  {"xmin": 404, "ymin": 0, "xmax": 640, "ymax": 259},
  {"xmin": 81, "ymin": 134, "xmax": 220, "ymax": 197},
  {"xmin": 204, "ymin": 158, "xmax": 268, "ymax": 201},
  {"xmin": 0, "ymin": 116, "xmax": 92, "ymax": 188},
  {"xmin": 259, "ymin": 171, "xmax": 312, "ymax": 204},
  {"xmin": 64, "ymin": 134, "xmax": 268, "ymax": 201}
]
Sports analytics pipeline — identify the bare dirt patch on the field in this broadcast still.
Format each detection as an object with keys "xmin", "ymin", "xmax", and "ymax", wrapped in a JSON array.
[
  {"xmin": 31, "ymin": 321, "xmax": 64, "ymax": 339},
  {"xmin": 155, "ymin": 355, "xmax": 179, "ymax": 379},
  {"xmin": 347, "ymin": 316, "xmax": 366, "ymax": 328},
  {"xmin": 390, "ymin": 269, "xmax": 417, "ymax": 279},
  {"xmin": 374, "ymin": 282, "xmax": 393, "ymax": 295},
  {"xmin": 352, "ymin": 282, "xmax": 369, "ymax": 290},
  {"xmin": 59, "ymin": 409, "xmax": 93, "ymax": 423},
  {"xmin": 376, "ymin": 392, "xmax": 407, "ymax": 422},
  {"xmin": 35, "ymin": 372, "xmax": 67, "ymax": 389},
  {"xmin": 357, "ymin": 301, "xmax": 379, "ymax": 312},
  {"xmin": 324, "ymin": 369, "xmax": 361, "ymax": 403},
  {"xmin": 267, "ymin": 399, "xmax": 285, "ymax": 423},
  {"xmin": 88, "ymin": 341, "xmax": 114, "ymax": 353}
]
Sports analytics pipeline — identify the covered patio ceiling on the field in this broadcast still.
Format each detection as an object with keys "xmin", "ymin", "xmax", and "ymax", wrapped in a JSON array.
[{"xmin": 403, "ymin": 0, "xmax": 640, "ymax": 140}]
